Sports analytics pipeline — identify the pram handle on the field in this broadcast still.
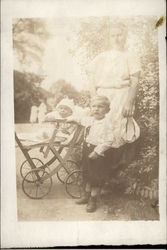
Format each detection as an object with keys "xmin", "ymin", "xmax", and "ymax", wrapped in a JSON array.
[{"xmin": 42, "ymin": 119, "xmax": 82, "ymax": 158}]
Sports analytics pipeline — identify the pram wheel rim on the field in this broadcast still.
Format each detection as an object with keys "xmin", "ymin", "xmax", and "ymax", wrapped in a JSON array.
[
  {"xmin": 22, "ymin": 168, "xmax": 52, "ymax": 199},
  {"xmin": 57, "ymin": 159, "xmax": 79, "ymax": 184},
  {"xmin": 20, "ymin": 157, "xmax": 45, "ymax": 181},
  {"xmin": 65, "ymin": 169, "xmax": 83, "ymax": 199}
]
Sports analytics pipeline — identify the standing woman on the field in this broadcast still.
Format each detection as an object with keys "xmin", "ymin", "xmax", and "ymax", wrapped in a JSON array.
[{"xmin": 87, "ymin": 23, "xmax": 141, "ymax": 149}]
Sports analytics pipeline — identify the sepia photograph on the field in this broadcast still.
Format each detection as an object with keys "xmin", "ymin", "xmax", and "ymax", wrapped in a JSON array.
[
  {"xmin": 1, "ymin": 0, "xmax": 166, "ymax": 247},
  {"xmin": 14, "ymin": 16, "xmax": 160, "ymax": 221}
]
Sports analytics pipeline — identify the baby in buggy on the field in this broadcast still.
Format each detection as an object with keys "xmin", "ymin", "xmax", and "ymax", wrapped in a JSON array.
[
  {"xmin": 16, "ymin": 96, "xmax": 87, "ymax": 199},
  {"xmin": 18, "ymin": 97, "xmax": 77, "ymax": 145}
]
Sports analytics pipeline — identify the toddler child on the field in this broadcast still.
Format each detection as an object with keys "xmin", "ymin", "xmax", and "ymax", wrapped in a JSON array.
[{"xmin": 68, "ymin": 95, "xmax": 115, "ymax": 213}]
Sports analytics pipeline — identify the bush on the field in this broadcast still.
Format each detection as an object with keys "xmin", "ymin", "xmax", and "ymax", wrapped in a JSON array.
[{"xmin": 14, "ymin": 70, "xmax": 45, "ymax": 123}]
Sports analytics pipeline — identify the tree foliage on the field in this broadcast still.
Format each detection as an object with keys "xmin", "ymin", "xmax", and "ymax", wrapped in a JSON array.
[
  {"xmin": 13, "ymin": 18, "xmax": 50, "ymax": 122},
  {"xmin": 13, "ymin": 18, "xmax": 50, "ymax": 72},
  {"xmin": 49, "ymin": 79, "xmax": 91, "ymax": 107},
  {"xmin": 14, "ymin": 70, "xmax": 48, "ymax": 123}
]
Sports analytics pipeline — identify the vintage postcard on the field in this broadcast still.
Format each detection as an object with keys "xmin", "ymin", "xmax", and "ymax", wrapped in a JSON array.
[{"xmin": 1, "ymin": 0, "xmax": 166, "ymax": 247}]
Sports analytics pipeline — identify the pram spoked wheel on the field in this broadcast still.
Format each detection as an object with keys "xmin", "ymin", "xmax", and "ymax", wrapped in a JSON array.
[
  {"xmin": 20, "ymin": 158, "xmax": 49, "ymax": 180},
  {"xmin": 65, "ymin": 170, "xmax": 83, "ymax": 199},
  {"xmin": 22, "ymin": 168, "xmax": 52, "ymax": 199},
  {"xmin": 57, "ymin": 160, "xmax": 78, "ymax": 184}
]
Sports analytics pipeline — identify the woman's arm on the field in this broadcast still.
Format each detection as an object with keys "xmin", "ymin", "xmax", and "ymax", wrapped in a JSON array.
[{"xmin": 122, "ymin": 72, "xmax": 140, "ymax": 117}]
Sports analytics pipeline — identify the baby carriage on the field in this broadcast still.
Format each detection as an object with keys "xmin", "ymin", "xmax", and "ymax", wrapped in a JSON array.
[{"xmin": 15, "ymin": 119, "xmax": 84, "ymax": 199}]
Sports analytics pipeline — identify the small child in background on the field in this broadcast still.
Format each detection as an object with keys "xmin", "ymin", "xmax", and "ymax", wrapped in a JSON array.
[
  {"xmin": 30, "ymin": 95, "xmax": 57, "ymax": 123},
  {"xmin": 67, "ymin": 95, "xmax": 115, "ymax": 213}
]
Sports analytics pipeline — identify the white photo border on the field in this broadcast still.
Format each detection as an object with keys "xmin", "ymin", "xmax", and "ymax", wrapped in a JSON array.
[{"xmin": 1, "ymin": 0, "xmax": 166, "ymax": 247}]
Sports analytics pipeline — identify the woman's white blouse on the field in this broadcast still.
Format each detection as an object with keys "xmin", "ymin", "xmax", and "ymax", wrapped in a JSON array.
[{"xmin": 87, "ymin": 49, "xmax": 141, "ymax": 89}]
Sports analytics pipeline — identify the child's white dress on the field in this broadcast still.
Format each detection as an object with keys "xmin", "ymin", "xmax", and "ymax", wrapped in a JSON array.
[{"xmin": 87, "ymin": 49, "xmax": 141, "ymax": 147}]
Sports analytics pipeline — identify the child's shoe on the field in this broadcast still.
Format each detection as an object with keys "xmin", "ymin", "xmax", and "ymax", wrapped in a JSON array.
[{"xmin": 86, "ymin": 196, "xmax": 97, "ymax": 213}]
